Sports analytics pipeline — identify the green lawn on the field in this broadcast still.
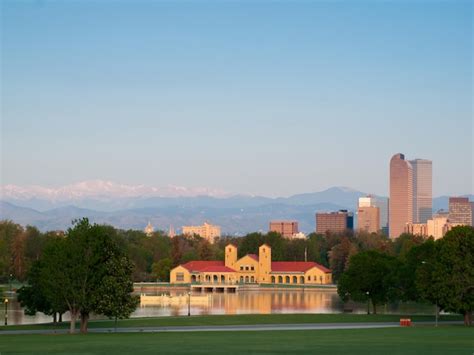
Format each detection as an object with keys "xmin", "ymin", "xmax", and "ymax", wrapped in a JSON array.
[
  {"xmin": 1, "ymin": 327, "xmax": 473, "ymax": 354},
  {"xmin": 0, "ymin": 313, "xmax": 463, "ymax": 331}
]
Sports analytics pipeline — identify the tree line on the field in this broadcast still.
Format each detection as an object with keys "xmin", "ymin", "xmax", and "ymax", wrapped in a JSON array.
[
  {"xmin": 337, "ymin": 226, "xmax": 474, "ymax": 326},
  {"xmin": 1, "ymin": 219, "xmax": 429, "ymax": 284}
]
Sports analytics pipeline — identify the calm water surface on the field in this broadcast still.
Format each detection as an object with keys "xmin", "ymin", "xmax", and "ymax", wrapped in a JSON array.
[{"xmin": 3, "ymin": 289, "xmax": 435, "ymax": 325}]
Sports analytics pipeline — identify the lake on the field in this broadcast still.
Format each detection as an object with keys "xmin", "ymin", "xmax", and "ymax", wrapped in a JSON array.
[{"xmin": 2, "ymin": 288, "xmax": 436, "ymax": 325}]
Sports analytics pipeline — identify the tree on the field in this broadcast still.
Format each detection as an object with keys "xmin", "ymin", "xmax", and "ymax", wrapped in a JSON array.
[
  {"xmin": 152, "ymin": 258, "xmax": 172, "ymax": 281},
  {"xmin": 392, "ymin": 233, "xmax": 425, "ymax": 259},
  {"xmin": 306, "ymin": 233, "xmax": 329, "ymax": 266},
  {"xmin": 94, "ymin": 256, "xmax": 139, "ymax": 330},
  {"xmin": 0, "ymin": 221, "xmax": 24, "ymax": 281},
  {"xmin": 338, "ymin": 250, "xmax": 400, "ymax": 314},
  {"xmin": 17, "ymin": 259, "xmax": 67, "ymax": 323},
  {"xmin": 171, "ymin": 236, "xmax": 185, "ymax": 266},
  {"xmin": 40, "ymin": 219, "xmax": 138, "ymax": 333},
  {"xmin": 397, "ymin": 238, "xmax": 436, "ymax": 302},
  {"xmin": 198, "ymin": 240, "xmax": 213, "ymax": 260},
  {"xmin": 329, "ymin": 237, "xmax": 358, "ymax": 281},
  {"xmin": 418, "ymin": 226, "xmax": 474, "ymax": 326}
]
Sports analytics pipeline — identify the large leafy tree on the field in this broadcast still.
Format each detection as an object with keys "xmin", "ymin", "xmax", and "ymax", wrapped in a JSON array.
[
  {"xmin": 338, "ymin": 250, "xmax": 400, "ymax": 314},
  {"xmin": 397, "ymin": 238, "xmax": 436, "ymax": 302},
  {"xmin": 94, "ymin": 255, "xmax": 139, "ymax": 330},
  {"xmin": 40, "ymin": 219, "xmax": 138, "ymax": 333},
  {"xmin": 17, "ymin": 259, "xmax": 68, "ymax": 323},
  {"xmin": 418, "ymin": 226, "xmax": 474, "ymax": 326}
]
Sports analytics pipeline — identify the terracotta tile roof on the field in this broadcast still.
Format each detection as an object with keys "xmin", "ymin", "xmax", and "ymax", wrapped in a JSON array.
[
  {"xmin": 247, "ymin": 254, "xmax": 259, "ymax": 261},
  {"xmin": 182, "ymin": 261, "xmax": 222, "ymax": 271},
  {"xmin": 271, "ymin": 261, "xmax": 331, "ymax": 273}
]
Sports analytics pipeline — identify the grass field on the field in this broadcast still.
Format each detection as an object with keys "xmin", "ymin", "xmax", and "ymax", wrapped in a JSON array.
[
  {"xmin": 1, "ymin": 326, "xmax": 473, "ymax": 354},
  {"xmin": 0, "ymin": 313, "xmax": 463, "ymax": 331}
]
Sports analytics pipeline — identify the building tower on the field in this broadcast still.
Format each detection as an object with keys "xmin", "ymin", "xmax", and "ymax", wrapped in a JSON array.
[
  {"xmin": 410, "ymin": 159, "xmax": 432, "ymax": 223},
  {"xmin": 449, "ymin": 197, "xmax": 473, "ymax": 226},
  {"xmin": 389, "ymin": 153, "xmax": 413, "ymax": 238},
  {"xmin": 269, "ymin": 221, "xmax": 299, "ymax": 238},
  {"xmin": 357, "ymin": 196, "xmax": 380, "ymax": 234},
  {"xmin": 258, "ymin": 244, "xmax": 271, "ymax": 283},
  {"xmin": 225, "ymin": 244, "xmax": 238, "ymax": 270}
]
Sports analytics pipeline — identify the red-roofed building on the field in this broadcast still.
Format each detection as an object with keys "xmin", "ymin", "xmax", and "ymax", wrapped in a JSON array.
[{"xmin": 170, "ymin": 244, "xmax": 332, "ymax": 285}]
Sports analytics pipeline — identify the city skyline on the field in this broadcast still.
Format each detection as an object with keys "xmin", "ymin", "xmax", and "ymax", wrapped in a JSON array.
[{"xmin": 2, "ymin": 1, "xmax": 472, "ymax": 197}]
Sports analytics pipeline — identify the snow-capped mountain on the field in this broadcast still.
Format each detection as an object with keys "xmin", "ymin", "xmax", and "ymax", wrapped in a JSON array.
[{"xmin": 0, "ymin": 180, "xmax": 230, "ymax": 201}]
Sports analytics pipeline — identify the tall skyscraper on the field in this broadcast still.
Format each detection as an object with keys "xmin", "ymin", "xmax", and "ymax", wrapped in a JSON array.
[
  {"xmin": 389, "ymin": 153, "xmax": 413, "ymax": 238},
  {"xmin": 449, "ymin": 197, "xmax": 473, "ymax": 226},
  {"xmin": 410, "ymin": 159, "xmax": 433, "ymax": 223}
]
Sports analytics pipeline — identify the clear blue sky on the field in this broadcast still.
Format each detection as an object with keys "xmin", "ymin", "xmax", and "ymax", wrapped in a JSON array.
[{"xmin": 1, "ymin": 0, "xmax": 472, "ymax": 197}]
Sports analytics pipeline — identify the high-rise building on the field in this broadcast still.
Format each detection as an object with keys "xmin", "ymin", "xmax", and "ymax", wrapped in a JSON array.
[
  {"xmin": 449, "ymin": 197, "xmax": 473, "ymax": 226},
  {"xmin": 357, "ymin": 197, "xmax": 380, "ymax": 234},
  {"xmin": 404, "ymin": 223, "xmax": 428, "ymax": 236},
  {"xmin": 427, "ymin": 211, "xmax": 450, "ymax": 240},
  {"xmin": 269, "ymin": 221, "xmax": 299, "ymax": 238},
  {"xmin": 358, "ymin": 196, "xmax": 377, "ymax": 208},
  {"xmin": 410, "ymin": 159, "xmax": 432, "ymax": 223},
  {"xmin": 389, "ymin": 153, "xmax": 413, "ymax": 238},
  {"xmin": 316, "ymin": 210, "xmax": 353, "ymax": 235},
  {"xmin": 182, "ymin": 222, "xmax": 221, "ymax": 244},
  {"xmin": 378, "ymin": 198, "xmax": 389, "ymax": 234},
  {"xmin": 357, "ymin": 196, "xmax": 387, "ymax": 233}
]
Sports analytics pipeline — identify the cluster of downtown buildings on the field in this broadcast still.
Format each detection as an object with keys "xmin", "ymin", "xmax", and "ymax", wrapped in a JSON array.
[
  {"xmin": 270, "ymin": 153, "xmax": 473, "ymax": 240},
  {"xmin": 145, "ymin": 153, "xmax": 473, "ymax": 242},
  {"xmin": 311, "ymin": 153, "xmax": 473, "ymax": 239}
]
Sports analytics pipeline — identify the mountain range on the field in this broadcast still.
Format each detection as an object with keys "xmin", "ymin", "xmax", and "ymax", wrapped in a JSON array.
[{"xmin": 0, "ymin": 181, "xmax": 472, "ymax": 235}]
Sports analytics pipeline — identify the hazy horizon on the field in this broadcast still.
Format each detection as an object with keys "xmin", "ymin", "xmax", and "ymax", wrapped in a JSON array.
[{"xmin": 2, "ymin": 1, "xmax": 472, "ymax": 197}]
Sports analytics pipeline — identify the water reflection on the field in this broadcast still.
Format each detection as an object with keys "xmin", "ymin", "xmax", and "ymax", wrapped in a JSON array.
[{"xmin": 2, "ymin": 289, "xmax": 436, "ymax": 325}]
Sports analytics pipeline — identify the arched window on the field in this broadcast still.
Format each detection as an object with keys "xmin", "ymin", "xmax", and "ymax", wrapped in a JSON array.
[
  {"xmin": 285, "ymin": 276, "xmax": 290, "ymax": 283},
  {"xmin": 300, "ymin": 276, "xmax": 305, "ymax": 284},
  {"xmin": 245, "ymin": 276, "xmax": 249, "ymax": 283},
  {"xmin": 271, "ymin": 276, "xmax": 276, "ymax": 284},
  {"xmin": 191, "ymin": 275, "xmax": 197, "ymax": 283},
  {"xmin": 292, "ymin": 276, "xmax": 297, "ymax": 284},
  {"xmin": 250, "ymin": 276, "xmax": 255, "ymax": 283},
  {"xmin": 213, "ymin": 275, "xmax": 218, "ymax": 283},
  {"xmin": 240, "ymin": 276, "xmax": 244, "ymax": 283},
  {"xmin": 221, "ymin": 275, "xmax": 225, "ymax": 283},
  {"xmin": 278, "ymin": 276, "xmax": 283, "ymax": 283},
  {"xmin": 206, "ymin": 275, "xmax": 211, "ymax": 282}
]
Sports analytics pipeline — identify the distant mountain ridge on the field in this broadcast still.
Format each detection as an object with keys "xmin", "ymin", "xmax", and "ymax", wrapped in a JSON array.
[
  {"xmin": 1, "ymin": 179, "xmax": 230, "ymax": 202},
  {"xmin": 1, "ymin": 184, "xmax": 471, "ymax": 235}
]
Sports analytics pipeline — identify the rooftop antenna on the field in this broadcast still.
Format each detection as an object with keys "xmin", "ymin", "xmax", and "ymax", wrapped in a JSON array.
[{"xmin": 304, "ymin": 247, "xmax": 307, "ymax": 262}]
